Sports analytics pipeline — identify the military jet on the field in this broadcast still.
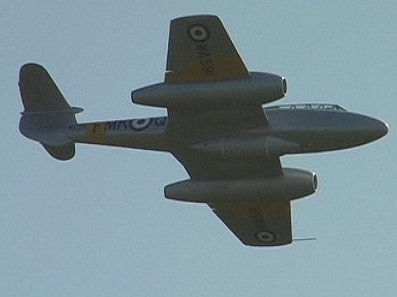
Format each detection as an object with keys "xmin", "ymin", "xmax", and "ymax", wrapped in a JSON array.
[{"xmin": 18, "ymin": 15, "xmax": 388, "ymax": 246}]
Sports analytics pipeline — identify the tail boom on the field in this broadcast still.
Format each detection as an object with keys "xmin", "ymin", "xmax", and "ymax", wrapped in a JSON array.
[
  {"xmin": 69, "ymin": 118, "xmax": 169, "ymax": 152},
  {"xmin": 18, "ymin": 63, "xmax": 170, "ymax": 159}
]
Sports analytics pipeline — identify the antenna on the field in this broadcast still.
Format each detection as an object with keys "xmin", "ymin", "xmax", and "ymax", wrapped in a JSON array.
[{"xmin": 293, "ymin": 237, "xmax": 317, "ymax": 242}]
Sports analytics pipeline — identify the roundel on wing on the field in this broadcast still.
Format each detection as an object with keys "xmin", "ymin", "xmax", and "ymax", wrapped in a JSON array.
[
  {"xmin": 188, "ymin": 24, "xmax": 210, "ymax": 42},
  {"xmin": 255, "ymin": 231, "xmax": 276, "ymax": 243}
]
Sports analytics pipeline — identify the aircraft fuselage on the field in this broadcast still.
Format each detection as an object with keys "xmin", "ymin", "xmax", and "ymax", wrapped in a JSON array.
[{"xmin": 69, "ymin": 103, "xmax": 388, "ymax": 157}]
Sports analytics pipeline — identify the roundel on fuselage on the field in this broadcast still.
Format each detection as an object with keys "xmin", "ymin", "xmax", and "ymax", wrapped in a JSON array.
[{"xmin": 131, "ymin": 118, "xmax": 151, "ymax": 131}]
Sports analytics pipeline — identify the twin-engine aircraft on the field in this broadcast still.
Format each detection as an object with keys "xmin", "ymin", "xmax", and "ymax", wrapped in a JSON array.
[{"xmin": 19, "ymin": 15, "xmax": 388, "ymax": 246}]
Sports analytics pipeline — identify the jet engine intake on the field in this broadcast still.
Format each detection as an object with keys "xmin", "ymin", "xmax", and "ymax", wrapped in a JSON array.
[
  {"xmin": 132, "ymin": 72, "xmax": 287, "ymax": 108},
  {"xmin": 165, "ymin": 168, "xmax": 317, "ymax": 203}
]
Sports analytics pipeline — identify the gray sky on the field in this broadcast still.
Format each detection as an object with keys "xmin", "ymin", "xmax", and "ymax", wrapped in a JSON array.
[{"xmin": 2, "ymin": 1, "xmax": 396, "ymax": 296}]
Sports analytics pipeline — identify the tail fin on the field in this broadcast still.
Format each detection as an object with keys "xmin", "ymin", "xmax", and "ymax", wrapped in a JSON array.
[{"xmin": 18, "ymin": 63, "xmax": 83, "ymax": 161}]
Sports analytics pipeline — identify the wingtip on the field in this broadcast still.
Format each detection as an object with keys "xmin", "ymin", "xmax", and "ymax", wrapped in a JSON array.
[{"xmin": 171, "ymin": 14, "xmax": 220, "ymax": 23}]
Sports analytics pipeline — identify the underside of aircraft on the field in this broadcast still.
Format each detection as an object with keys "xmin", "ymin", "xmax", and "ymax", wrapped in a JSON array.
[{"xmin": 18, "ymin": 15, "xmax": 388, "ymax": 246}]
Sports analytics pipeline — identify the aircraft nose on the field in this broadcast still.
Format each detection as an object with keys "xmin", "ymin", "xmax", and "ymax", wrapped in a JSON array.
[
  {"xmin": 367, "ymin": 118, "xmax": 389, "ymax": 141},
  {"xmin": 374, "ymin": 119, "xmax": 388, "ymax": 138},
  {"xmin": 379, "ymin": 120, "xmax": 389, "ymax": 137}
]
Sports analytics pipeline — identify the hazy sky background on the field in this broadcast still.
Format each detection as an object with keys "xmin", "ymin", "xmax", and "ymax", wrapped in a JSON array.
[{"xmin": 2, "ymin": 1, "xmax": 396, "ymax": 296}]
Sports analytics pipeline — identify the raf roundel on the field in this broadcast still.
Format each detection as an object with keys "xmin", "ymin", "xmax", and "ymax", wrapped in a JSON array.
[
  {"xmin": 131, "ymin": 118, "xmax": 152, "ymax": 131},
  {"xmin": 188, "ymin": 24, "xmax": 210, "ymax": 42},
  {"xmin": 256, "ymin": 231, "xmax": 276, "ymax": 243}
]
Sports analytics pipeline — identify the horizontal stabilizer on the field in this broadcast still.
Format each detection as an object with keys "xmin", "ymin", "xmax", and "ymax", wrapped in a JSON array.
[{"xmin": 42, "ymin": 143, "xmax": 75, "ymax": 161}]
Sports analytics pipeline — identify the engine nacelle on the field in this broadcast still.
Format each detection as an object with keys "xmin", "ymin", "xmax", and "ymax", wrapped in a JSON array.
[
  {"xmin": 131, "ymin": 72, "xmax": 287, "ymax": 108},
  {"xmin": 165, "ymin": 168, "xmax": 317, "ymax": 203}
]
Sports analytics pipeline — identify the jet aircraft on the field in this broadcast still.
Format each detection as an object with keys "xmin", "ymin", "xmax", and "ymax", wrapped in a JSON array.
[{"xmin": 18, "ymin": 15, "xmax": 388, "ymax": 246}]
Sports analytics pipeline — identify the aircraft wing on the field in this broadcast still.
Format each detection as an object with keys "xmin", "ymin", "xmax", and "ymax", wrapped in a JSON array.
[
  {"xmin": 210, "ymin": 201, "xmax": 292, "ymax": 246},
  {"xmin": 164, "ymin": 14, "xmax": 268, "ymax": 134},
  {"xmin": 163, "ymin": 15, "xmax": 278, "ymax": 179},
  {"xmin": 165, "ymin": 15, "xmax": 250, "ymax": 83},
  {"xmin": 173, "ymin": 150, "xmax": 282, "ymax": 180},
  {"xmin": 170, "ymin": 150, "xmax": 287, "ymax": 246}
]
